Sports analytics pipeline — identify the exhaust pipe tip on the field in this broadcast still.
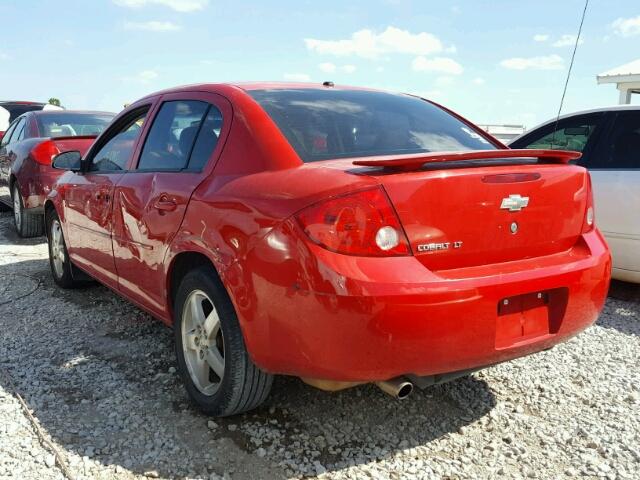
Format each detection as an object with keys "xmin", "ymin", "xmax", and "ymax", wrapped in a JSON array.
[{"xmin": 375, "ymin": 378, "xmax": 414, "ymax": 399}]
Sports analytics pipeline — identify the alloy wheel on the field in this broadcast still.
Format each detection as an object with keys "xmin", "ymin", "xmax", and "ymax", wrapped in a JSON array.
[
  {"xmin": 13, "ymin": 186, "xmax": 21, "ymax": 231},
  {"xmin": 50, "ymin": 219, "xmax": 66, "ymax": 278},
  {"xmin": 181, "ymin": 290, "xmax": 225, "ymax": 395}
]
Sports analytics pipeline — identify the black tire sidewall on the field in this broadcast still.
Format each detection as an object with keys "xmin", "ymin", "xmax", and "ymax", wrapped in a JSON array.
[{"xmin": 173, "ymin": 267, "xmax": 249, "ymax": 416}]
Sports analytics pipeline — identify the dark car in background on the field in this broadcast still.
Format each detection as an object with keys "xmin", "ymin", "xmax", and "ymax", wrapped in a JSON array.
[
  {"xmin": 0, "ymin": 101, "xmax": 63, "ymax": 140},
  {"xmin": 0, "ymin": 110, "xmax": 115, "ymax": 236}
]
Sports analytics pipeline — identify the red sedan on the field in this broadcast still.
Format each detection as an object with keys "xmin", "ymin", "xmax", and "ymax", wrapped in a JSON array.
[
  {"xmin": 45, "ymin": 83, "xmax": 611, "ymax": 416},
  {"xmin": 0, "ymin": 110, "xmax": 114, "ymax": 236}
]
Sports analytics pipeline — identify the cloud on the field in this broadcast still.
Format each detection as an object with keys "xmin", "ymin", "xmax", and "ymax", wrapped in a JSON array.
[
  {"xmin": 124, "ymin": 20, "xmax": 181, "ymax": 31},
  {"xmin": 127, "ymin": 70, "xmax": 159, "ymax": 83},
  {"xmin": 435, "ymin": 76, "xmax": 455, "ymax": 87},
  {"xmin": 318, "ymin": 63, "xmax": 356, "ymax": 74},
  {"xmin": 612, "ymin": 15, "xmax": 640, "ymax": 37},
  {"xmin": 500, "ymin": 54, "xmax": 564, "ymax": 70},
  {"xmin": 472, "ymin": 77, "xmax": 485, "ymax": 85},
  {"xmin": 0, "ymin": 52, "xmax": 10, "ymax": 60},
  {"xmin": 113, "ymin": 0, "xmax": 208, "ymax": 12},
  {"xmin": 533, "ymin": 34, "xmax": 549, "ymax": 42},
  {"xmin": 552, "ymin": 34, "xmax": 584, "ymax": 47},
  {"xmin": 318, "ymin": 62, "xmax": 336, "ymax": 73},
  {"xmin": 283, "ymin": 73, "xmax": 311, "ymax": 82},
  {"xmin": 305, "ymin": 26, "xmax": 443, "ymax": 59},
  {"xmin": 412, "ymin": 56, "xmax": 463, "ymax": 75}
]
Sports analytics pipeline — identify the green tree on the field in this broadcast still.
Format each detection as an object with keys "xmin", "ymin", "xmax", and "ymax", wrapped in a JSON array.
[{"xmin": 48, "ymin": 98, "xmax": 61, "ymax": 107}]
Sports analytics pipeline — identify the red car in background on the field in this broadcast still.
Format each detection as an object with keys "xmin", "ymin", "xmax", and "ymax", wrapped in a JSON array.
[
  {"xmin": 0, "ymin": 110, "xmax": 114, "ymax": 236},
  {"xmin": 45, "ymin": 83, "xmax": 610, "ymax": 416}
]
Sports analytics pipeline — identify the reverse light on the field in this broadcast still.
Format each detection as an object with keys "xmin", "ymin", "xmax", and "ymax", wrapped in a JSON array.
[
  {"xmin": 296, "ymin": 187, "xmax": 410, "ymax": 256},
  {"xmin": 31, "ymin": 140, "xmax": 60, "ymax": 166},
  {"xmin": 582, "ymin": 173, "xmax": 595, "ymax": 233}
]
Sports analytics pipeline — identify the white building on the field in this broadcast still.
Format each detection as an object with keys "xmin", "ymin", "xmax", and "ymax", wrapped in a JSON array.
[
  {"xmin": 476, "ymin": 124, "xmax": 526, "ymax": 143},
  {"xmin": 597, "ymin": 59, "xmax": 640, "ymax": 104}
]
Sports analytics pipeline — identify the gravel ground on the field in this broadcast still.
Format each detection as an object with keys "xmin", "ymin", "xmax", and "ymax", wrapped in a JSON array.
[{"xmin": 0, "ymin": 201, "xmax": 639, "ymax": 479}]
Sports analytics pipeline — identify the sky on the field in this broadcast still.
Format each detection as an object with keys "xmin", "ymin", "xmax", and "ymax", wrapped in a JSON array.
[{"xmin": 1, "ymin": 0, "xmax": 639, "ymax": 129}]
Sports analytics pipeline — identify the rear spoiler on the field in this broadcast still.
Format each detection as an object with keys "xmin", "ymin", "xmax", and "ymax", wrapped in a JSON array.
[
  {"xmin": 50, "ymin": 135, "xmax": 98, "ymax": 142},
  {"xmin": 352, "ymin": 149, "xmax": 582, "ymax": 171}
]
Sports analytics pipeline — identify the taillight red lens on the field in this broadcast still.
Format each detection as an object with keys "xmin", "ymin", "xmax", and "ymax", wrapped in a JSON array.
[
  {"xmin": 31, "ymin": 140, "xmax": 60, "ymax": 166},
  {"xmin": 582, "ymin": 173, "xmax": 595, "ymax": 233},
  {"xmin": 296, "ymin": 187, "xmax": 411, "ymax": 256}
]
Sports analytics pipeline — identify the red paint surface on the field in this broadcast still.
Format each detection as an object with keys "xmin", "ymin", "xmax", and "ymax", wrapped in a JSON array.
[{"xmin": 46, "ymin": 83, "xmax": 611, "ymax": 382}]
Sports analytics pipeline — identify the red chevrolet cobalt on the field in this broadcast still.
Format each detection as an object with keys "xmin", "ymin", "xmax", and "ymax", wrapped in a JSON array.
[{"xmin": 45, "ymin": 83, "xmax": 611, "ymax": 416}]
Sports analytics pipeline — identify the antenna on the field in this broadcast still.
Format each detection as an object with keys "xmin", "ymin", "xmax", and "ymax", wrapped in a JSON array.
[{"xmin": 551, "ymin": 0, "xmax": 589, "ymax": 147}]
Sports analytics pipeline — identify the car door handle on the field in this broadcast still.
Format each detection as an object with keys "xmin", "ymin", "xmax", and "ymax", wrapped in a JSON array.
[{"xmin": 153, "ymin": 197, "xmax": 177, "ymax": 212}]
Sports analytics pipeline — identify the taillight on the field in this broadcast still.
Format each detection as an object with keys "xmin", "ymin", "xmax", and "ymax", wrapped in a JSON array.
[
  {"xmin": 295, "ymin": 187, "xmax": 411, "ymax": 256},
  {"xmin": 582, "ymin": 173, "xmax": 595, "ymax": 233},
  {"xmin": 31, "ymin": 140, "xmax": 60, "ymax": 166}
]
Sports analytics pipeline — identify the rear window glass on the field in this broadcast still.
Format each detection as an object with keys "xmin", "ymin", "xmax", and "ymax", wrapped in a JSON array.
[
  {"xmin": 249, "ymin": 89, "xmax": 495, "ymax": 162},
  {"xmin": 36, "ymin": 113, "xmax": 114, "ymax": 137}
]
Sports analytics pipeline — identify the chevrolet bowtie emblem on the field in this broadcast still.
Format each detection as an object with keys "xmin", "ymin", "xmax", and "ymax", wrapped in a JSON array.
[{"xmin": 500, "ymin": 194, "xmax": 529, "ymax": 212}]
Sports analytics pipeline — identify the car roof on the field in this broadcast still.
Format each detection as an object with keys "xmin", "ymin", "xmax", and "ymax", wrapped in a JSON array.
[{"xmin": 132, "ymin": 82, "xmax": 386, "ymax": 104}]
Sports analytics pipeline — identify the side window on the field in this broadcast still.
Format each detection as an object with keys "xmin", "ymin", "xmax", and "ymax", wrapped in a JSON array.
[
  {"xmin": 137, "ymin": 100, "xmax": 208, "ymax": 171},
  {"xmin": 7, "ymin": 118, "xmax": 26, "ymax": 145},
  {"xmin": 187, "ymin": 105, "xmax": 223, "ymax": 171},
  {"xmin": 522, "ymin": 114, "xmax": 602, "ymax": 153},
  {"xmin": 0, "ymin": 120, "xmax": 19, "ymax": 147},
  {"xmin": 14, "ymin": 118, "xmax": 27, "ymax": 142},
  {"xmin": 589, "ymin": 111, "xmax": 640, "ymax": 169},
  {"xmin": 89, "ymin": 110, "xmax": 148, "ymax": 172}
]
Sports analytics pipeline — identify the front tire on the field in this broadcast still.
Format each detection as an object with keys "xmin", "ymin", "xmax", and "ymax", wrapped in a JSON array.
[
  {"xmin": 174, "ymin": 266, "xmax": 273, "ymax": 416},
  {"xmin": 13, "ymin": 184, "xmax": 44, "ymax": 238},
  {"xmin": 47, "ymin": 210, "xmax": 81, "ymax": 288}
]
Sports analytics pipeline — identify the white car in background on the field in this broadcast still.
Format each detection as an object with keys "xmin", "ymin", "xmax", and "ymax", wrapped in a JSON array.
[{"xmin": 510, "ymin": 106, "xmax": 640, "ymax": 283}]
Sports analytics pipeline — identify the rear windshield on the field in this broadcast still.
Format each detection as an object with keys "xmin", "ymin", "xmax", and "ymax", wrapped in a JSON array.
[
  {"xmin": 249, "ymin": 89, "xmax": 496, "ymax": 162},
  {"xmin": 36, "ymin": 112, "xmax": 115, "ymax": 137}
]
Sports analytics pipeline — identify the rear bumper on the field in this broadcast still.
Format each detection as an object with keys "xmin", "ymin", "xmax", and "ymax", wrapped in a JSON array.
[{"xmin": 236, "ymin": 223, "xmax": 611, "ymax": 382}]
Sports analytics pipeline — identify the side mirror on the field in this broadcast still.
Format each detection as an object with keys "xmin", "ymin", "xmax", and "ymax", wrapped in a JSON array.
[{"xmin": 52, "ymin": 151, "xmax": 82, "ymax": 171}]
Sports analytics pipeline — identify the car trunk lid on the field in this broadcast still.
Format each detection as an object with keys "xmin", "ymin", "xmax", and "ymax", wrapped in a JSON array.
[{"xmin": 351, "ymin": 149, "xmax": 590, "ymax": 270}]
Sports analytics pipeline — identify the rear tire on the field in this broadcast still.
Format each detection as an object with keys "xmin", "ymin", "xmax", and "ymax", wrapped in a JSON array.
[
  {"xmin": 13, "ymin": 184, "xmax": 44, "ymax": 238},
  {"xmin": 174, "ymin": 266, "xmax": 273, "ymax": 416},
  {"xmin": 46, "ymin": 209, "xmax": 82, "ymax": 289}
]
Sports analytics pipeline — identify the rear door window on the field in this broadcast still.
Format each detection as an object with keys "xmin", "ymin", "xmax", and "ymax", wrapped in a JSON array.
[
  {"xmin": 137, "ymin": 100, "xmax": 209, "ymax": 171},
  {"xmin": 512, "ymin": 113, "xmax": 604, "ymax": 154},
  {"xmin": 187, "ymin": 106, "xmax": 223, "ymax": 171},
  {"xmin": 588, "ymin": 111, "xmax": 640, "ymax": 169},
  {"xmin": 8, "ymin": 118, "xmax": 26, "ymax": 144}
]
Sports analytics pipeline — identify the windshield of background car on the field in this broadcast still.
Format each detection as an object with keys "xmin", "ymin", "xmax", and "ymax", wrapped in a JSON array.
[
  {"xmin": 36, "ymin": 113, "xmax": 115, "ymax": 137},
  {"xmin": 248, "ymin": 89, "xmax": 496, "ymax": 162}
]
